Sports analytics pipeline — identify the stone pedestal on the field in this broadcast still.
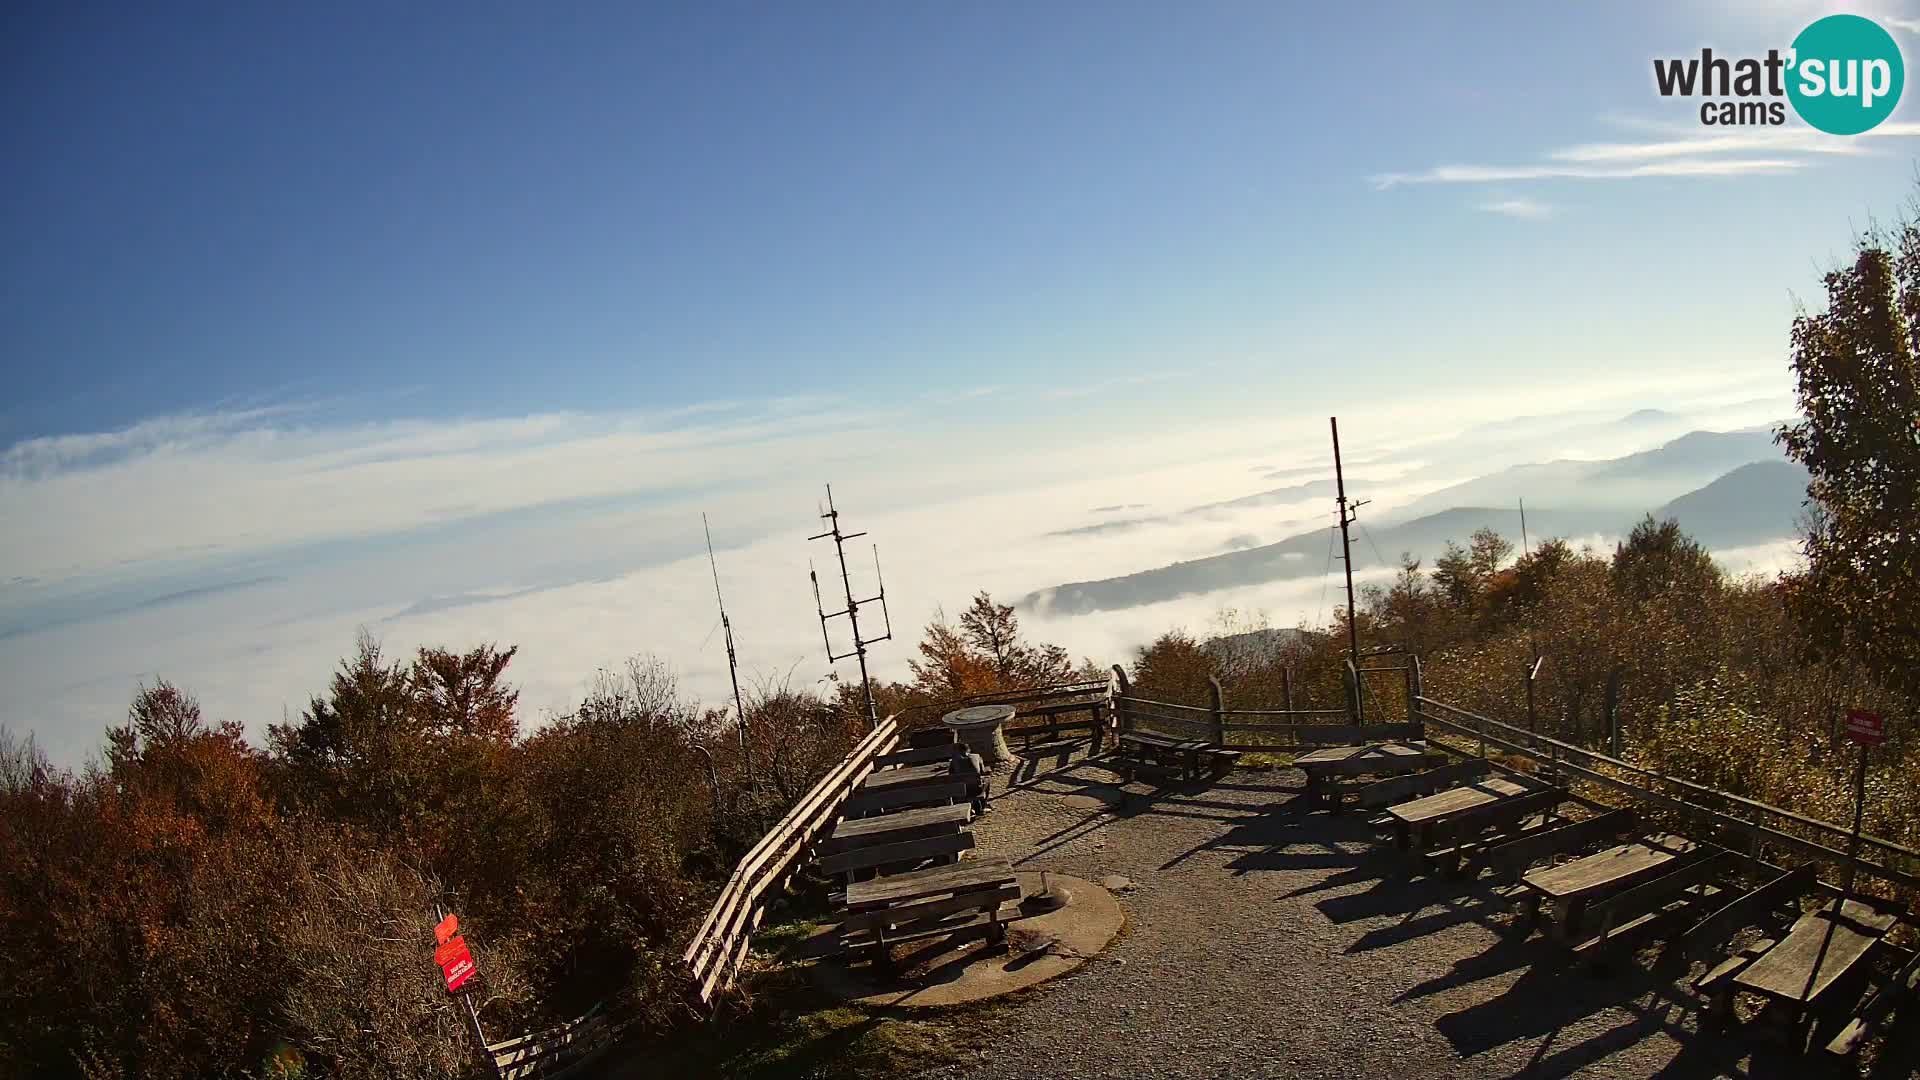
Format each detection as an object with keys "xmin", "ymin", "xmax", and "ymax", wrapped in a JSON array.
[{"xmin": 943, "ymin": 704, "xmax": 1016, "ymax": 766}]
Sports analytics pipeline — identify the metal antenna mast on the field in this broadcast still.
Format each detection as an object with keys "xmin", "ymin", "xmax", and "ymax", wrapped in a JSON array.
[
  {"xmin": 704, "ymin": 513, "xmax": 751, "ymax": 788},
  {"xmin": 1330, "ymin": 416, "xmax": 1368, "ymax": 669},
  {"xmin": 808, "ymin": 484, "xmax": 893, "ymax": 728}
]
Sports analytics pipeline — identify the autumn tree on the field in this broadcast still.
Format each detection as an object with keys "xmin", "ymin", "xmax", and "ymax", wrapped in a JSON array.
[
  {"xmin": 1432, "ymin": 527, "xmax": 1514, "ymax": 610},
  {"xmin": 1610, "ymin": 515, "xmax": 1720, "ymax": 604},
  {"xmin": 907, "ymin": 592, "xmax": 1073, "ymax": 698},
  {"xmin": 1779, "ymin": 211, "xmax": 1920, "ymax": 699}
]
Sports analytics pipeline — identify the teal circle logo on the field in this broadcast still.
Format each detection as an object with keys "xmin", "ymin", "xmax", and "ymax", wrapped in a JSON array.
[{"xmin": 1788, "ymin": 15, "xmax": 1903, "ymax": 134}]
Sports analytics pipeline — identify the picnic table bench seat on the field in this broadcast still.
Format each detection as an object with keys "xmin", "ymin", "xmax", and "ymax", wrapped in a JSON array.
[
  {"xmin": 1003, "ymin": 699, "xmax": 1108, "ymax": 749},
  {"xmin": 1720, "ymin": 898, "xmax": 1899, "ymax": 1032},
  {"xmin": 1382, "ymin": 776, "xmax": 1561, "ymax": 852},
  {"xmin": 1114, "ymin": 730, "xmax": 1235, "ymax": 782},
  {"xmin": 827, "ymin": 857, "xmax": 1025, "ymax": 969},
  {"xmin": 1516, "ymin": 833, "xmax": 1706, "ymax": 941},
  {"xmin": 1294, "ymin": 742, "xmax": 1443, "ymax": 809}
]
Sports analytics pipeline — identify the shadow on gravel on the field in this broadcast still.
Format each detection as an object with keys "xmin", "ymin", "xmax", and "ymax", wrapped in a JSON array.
[{"xmin": 1435, "ymin": 949, "xmax": 1709, "ymax": 1071}]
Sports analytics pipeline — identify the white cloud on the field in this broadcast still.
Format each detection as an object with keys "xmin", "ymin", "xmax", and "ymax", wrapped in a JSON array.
[
  {"xmin": 1478, "ymin": 197, "xmax": 1555, "ymax": 219},
  {"xmin": 1885, "ymin": 15, "xmax": 1920, "ymax": 34},
  {"xmin": 1372, "ymin": 158, "xmax": 1804, "ymax": 189},
  {"xmin": 1372, "ymin": 120, "xmax": 1920, "ymax": 190}
]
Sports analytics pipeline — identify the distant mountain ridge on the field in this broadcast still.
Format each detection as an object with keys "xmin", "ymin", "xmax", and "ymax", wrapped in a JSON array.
[{"xmin": 1023, "ymin": 431, "xmax": 1808, "ymax": 617}]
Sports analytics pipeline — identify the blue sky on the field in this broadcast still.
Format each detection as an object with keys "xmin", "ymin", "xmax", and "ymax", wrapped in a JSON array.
[
  {"xmin": 2, "ymin": 2, "xmax": 1916, "ymax": 762},
  {"xmin": 6, "ymin": 2, "xmax": 1916, "ymax": 440}
]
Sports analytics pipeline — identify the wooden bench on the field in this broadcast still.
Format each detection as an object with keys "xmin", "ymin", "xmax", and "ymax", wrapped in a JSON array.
[
  {"xmin": 836, "ymin": 858, "xmax": 1023, "ymax": 968},
  {"xmin": 842, "ymin": 755, "xmax": 984, "ymax": 816},
  {"xmin": 1682, "ymin": 863, "xmax": 1818, "ymax": 962},
  {"xmin": 1827, "ymin": 946, "xmax": 1920, "ymax": 1057},
  {"xmin": 1286, "ymin": 722, "xmax": 1424, "ymax": 748},
  {"xmin": 1295, "ymin": 742, "xmax": 1443, "ymax": 809},
  {"xmin": 1116, "ymin": 731, "xmax": 1235, "ymax": 782},
  {"xmin": 1724, "ymin": 898, "xmax": 1898, "ymax": 1035},
  {"xmin": 815, "ymin": 803, "xmax": 975, "ymax": 878},
  {"xmin": 1517, "ymin": 834, "xmax": 1701, "ymax": 941},
  {"xmin": 1358, "ymin": 758, "xmax": 1490, "ymax": 811},
  {"xmin": 1481, "ymin": 809, "xmax": 1639, "ymax": 885},
  {"xmin": 1571, "ymin": 850, "xmax": 1736, "ymax": 965},
  {"xmin": 1004, "ymin": 699, "xmax": 1107, "ymax": 749}
]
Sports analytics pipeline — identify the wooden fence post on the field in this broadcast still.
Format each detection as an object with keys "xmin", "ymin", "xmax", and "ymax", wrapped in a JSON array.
[
  {"xmin": 1604, "ymin": 666, "xmax": 1622, "ymax": 758},
  {"xmin": 1408, "ymin": 655, "xmax": 1424, "ymax": 730},
  {"xmin": 1524, "ymin": 655, "xmax": 1543, "ymax": 741},
  {"xmin": 1343, "ymin": 660, "xmax": 1361, "ymax": 724},
  {"xmin": 1208, "ymin": 677, "xmax": 1226, "ymax": 748},
  {"xmin": 1283, "ymin": 666, "xmax": 1295, "ymax": 713}
]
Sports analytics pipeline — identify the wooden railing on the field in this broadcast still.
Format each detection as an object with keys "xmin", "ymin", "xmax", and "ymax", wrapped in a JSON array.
[
  {"xmin": 682, "ymin": 716, "xmax": 901, "ymax": 1005},
  {"xmin": 1414, "ymin": 695, "xmax": 1920, "ymax": 893},
  {"xmin": 487, "ymin": 1004, "xmax": 616, "ymax": 1080}
]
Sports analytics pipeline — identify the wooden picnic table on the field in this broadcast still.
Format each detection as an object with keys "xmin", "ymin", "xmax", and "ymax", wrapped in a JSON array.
[
  {"xmin": 1519, "ymin": 834, "xmax": 1698, "ymax": 939},
  {"xmin": 1116, "ymin": 730, "xmax": 1235, "ymax": 781},
  {"xmin": 833, "ymin": 857, "xmax": 1023, "ymax": 965},
  {"xmin": 1295, "ymin": 742, "xmax": 1441, "ymax": 807},
  {"xmin": 823, "ymin": 802, "xmax": 972, "ymax": 854},
  {"xmin": 1384, "ymin": 776, "xmax": 1533, "ymax": 849},
  {"xmin": 1731, "ymin": 899, "xmax": 1897, "ymax": 1012}
]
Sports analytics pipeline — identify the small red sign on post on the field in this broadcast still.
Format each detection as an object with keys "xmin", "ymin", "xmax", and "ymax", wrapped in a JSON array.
[
  {"xmin": 1845, "ymin": 708, "xmax": 1886, "ymax": 747},
  {"xmin": 433, "ymin": 913, "xmax": 459, "ymax": 945},
  {"xmin": 435, "ymin": 936, "xmax": 476, "ymax": 994}
]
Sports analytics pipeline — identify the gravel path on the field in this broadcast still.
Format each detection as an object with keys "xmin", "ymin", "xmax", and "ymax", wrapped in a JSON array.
[{"xmin": 920, "ymin": 744, "xmax": 1843, "ymax": 1080}]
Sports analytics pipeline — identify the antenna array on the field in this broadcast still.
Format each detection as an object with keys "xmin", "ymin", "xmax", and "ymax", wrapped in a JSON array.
[{"xmin": 808, "ymin": 484, "xmax": 893, "ymax": 729}]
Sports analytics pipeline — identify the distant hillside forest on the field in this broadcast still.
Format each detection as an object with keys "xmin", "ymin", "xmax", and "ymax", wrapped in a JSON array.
[{"xmin": 5, "ymin": 210, "xmax": 1919, "ymax": 1079}]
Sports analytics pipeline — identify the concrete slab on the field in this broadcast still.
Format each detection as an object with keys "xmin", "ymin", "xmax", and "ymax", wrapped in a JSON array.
[{"xmin": 811, "ymin": 871, "xmax": 1123, "ymax": 1009}]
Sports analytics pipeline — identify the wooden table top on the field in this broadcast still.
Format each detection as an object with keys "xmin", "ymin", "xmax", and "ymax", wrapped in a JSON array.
[
  {"xmin": 843, "ymin": 857, "xmax": 1017, "ymax": 911},
  {"xmin": 828, "ymin": 802, "xmax": 971, "ymax": 846},
  {"xmin": 1521, "ymin": 835, "xmax": 1697, "ymax": 900},
  {"xmin": 1386, "ymin": 777, "xmax": 1532, "ymax": 825},
  {"xmin": 859, "ymin": 761, "xmax": 956, "ymax": 791},
  {"xmin": 1296, "ymin": 742, "xmax": 1433, "ymax": 773},
  {"xmin": 1119, "ymin": 730, "xmax": 1208, "ymax": 751},
  {"xmin": 1733, "ymin": 899, "xmax": 1898, "ymax": 1005}
]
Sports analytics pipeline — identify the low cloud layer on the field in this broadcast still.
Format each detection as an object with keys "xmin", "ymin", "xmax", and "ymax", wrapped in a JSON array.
[{"xmin": 0, "ymin": 371, "xmax": 1797, "ymax": 766}]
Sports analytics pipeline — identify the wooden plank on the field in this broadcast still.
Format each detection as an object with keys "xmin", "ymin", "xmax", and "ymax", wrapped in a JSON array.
[
  {"xmin": 843, "ymin": 781, "xmax": 969, "ymax": 815},
  {"xmin": 1307, "ymin": 749, "xmax": 1442, "ymax": 777},
  {"xmin": 820, "ymin": 803, "xmax": 972, "ymax": 854},
  {"xmin": 1522, "ymin": 835, "xmax": 1697, "ymax": 901},
  {"xmin": 1696, "ymin": 937, "xmax": 1778, "ymax": 994},
  {"xmin": 845, "ymin": 902, "xmax": 1022, "ymax": 951},
  {"xmin": 1585, "ymin": 851, "xmax": 1734, "ymax": 936},
  {"xmin": 815, "ymin": 830, "xmax": 974, "ymax": 876},
  {"xmin": 844, "ymin": 858, "xmax": 1016, "ymax": 910},
  {"xmin": 860, "ymin": 761, "xmax": 956, "ymax": 791},
  {"xmin": 1284, "ymin": 723, "xmax": 1424, "ymax": 747},
  {"xmin": 1827, "ymin": 948, "xmax": 1920, "ymax": 1056},
  {"xmin": 1483, "ymin": 809, "xmax": 1638, "ymax": 881},
  {"xmin": 840, "ymin": 882, "xmax": 1023, "ymax": 933},
  {"xmin": 1426, "ymin": 787, "xmax": 1566, "ymax": 848},
  {"xmin": 1733, "ymin": 899, "xmax": 1898, "ymax": 1006},
  {"xmin": 872, "ymin": 745, "xmax": 966, "ymax": 769},
  {"xmin": 1357, "ymin": 759, "xmax": 1489, "ymax": 810},
  {"xmin": 1388, "ymin": 777, "xmax": 1534, "ymax": 826},
  {"xmin": 1683, "ymin": 863, "xmax": 1819, "ymax": 960}
]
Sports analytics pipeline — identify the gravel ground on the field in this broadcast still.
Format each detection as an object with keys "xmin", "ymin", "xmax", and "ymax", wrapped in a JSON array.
[{"xmin": 917, "ymin": 743, "xmax": 1909, "ymax": 1080}]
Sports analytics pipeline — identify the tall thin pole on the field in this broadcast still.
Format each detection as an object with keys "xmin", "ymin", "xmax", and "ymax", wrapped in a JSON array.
[
  {"xmin": 704, "ymin": 514, "xmax": 751, "ymax": 789},
  {"xmin": 1519, "ymin": 497, "xmax": 1531, "ymax": 559},
  {"xmin": 1331, "ymin": 417, "xmax": 1360, "ymax": 668},
  {"xmin": 810, "ymin": 485, "xmax": 891, "ymax": 729}
]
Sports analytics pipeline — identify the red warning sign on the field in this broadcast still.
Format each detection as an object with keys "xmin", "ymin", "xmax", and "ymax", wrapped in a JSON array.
[
  {"xmin": 1845, "ymin": 709, "xmax": 1886, "ymax": 747},
  {"xmin": 435, "ymin": 936, "xmax": 476, "ymax": 994}
]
